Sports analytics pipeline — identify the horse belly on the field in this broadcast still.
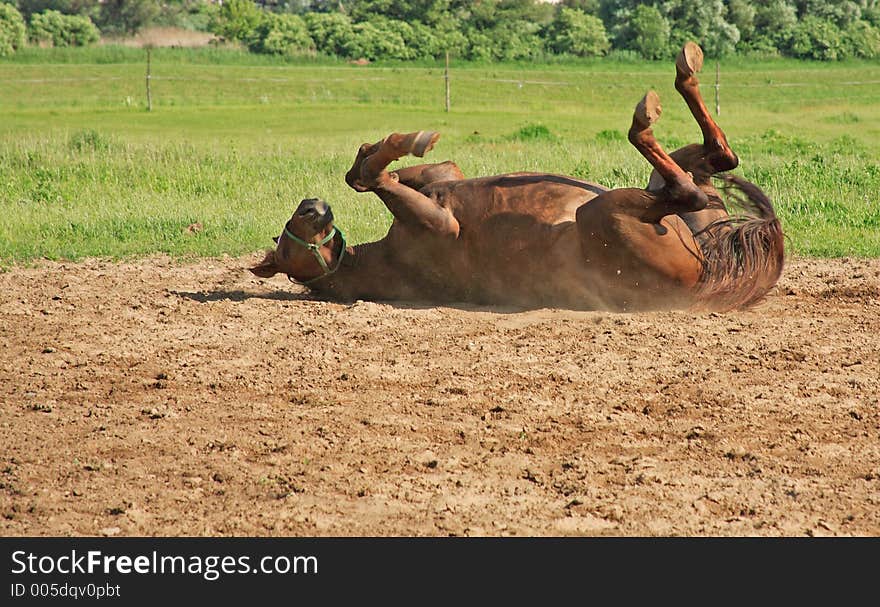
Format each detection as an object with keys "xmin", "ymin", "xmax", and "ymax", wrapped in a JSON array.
[
  {"xmin": 463, "ymin": 221, "xmax": 607, "ymax": 308},
  {"xmin": 390, "ymin": 174, "xmax": 609, "ymax": 307}
]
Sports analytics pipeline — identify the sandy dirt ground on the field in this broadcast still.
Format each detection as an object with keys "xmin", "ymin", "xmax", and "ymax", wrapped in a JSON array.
[{"xmin": 1, "ymin": 255, "xmax": 878, "ymax": 537}]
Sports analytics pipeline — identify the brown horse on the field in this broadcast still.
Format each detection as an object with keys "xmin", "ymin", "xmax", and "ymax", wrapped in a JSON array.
[{"xmin": 251, "ymin": 42, "xmax": 784, "ymax": 312}]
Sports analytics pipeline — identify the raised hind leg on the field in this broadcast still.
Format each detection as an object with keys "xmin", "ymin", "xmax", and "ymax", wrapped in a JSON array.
[
  {"xmin": 675, "ymin": 42, "xmax": 738, "ymax": 173},
  {"xmin": 345, "ymin": 132, "xmax": 460, "ymax": 238},
  {"xmin": 627, "ymin": 91, "xmax": 708, "ymax": 221},
  {"xmin": 575, "ymin": 94, "xmax": 707, "ymax": 308}
]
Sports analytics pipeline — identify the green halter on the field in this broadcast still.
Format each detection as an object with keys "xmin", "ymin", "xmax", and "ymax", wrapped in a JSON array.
[{"xmin": 283, "ymin": 226, "xmax": 347, "ymax": 285}]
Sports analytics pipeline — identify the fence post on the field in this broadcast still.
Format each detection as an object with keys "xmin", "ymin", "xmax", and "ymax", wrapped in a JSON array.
[
  {"xmin": 445, "ymin": 51, "xmax": 450, "ymax": 113},
  {"xmin": 714, "ymin": 60, "xmax": 720, "ymax": 116},
  {"xmin": 146, "ymin": 46, "xmax": 153, "ymax": 112}
]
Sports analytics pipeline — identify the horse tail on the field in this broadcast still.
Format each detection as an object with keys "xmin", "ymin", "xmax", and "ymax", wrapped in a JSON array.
[{"xmin": 693, "ymin": 174, "xmax": 785, "ymax": 311}]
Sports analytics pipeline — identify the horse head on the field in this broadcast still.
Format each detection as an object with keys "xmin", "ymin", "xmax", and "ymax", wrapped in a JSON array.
[{"xmin": 249, "ymin": 198, "xmax": 347, "ymax": 284}]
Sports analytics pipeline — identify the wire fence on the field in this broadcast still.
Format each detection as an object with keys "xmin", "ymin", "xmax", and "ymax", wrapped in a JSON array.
[{"xmin": 1, "ymin": 60, "xmax": 879, "ymax": 113}]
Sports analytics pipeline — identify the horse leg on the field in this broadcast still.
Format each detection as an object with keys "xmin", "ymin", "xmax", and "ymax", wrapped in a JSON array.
[
  {"xmin": 675, "ymin": 42, "xmax": 738, "ymax": 173},
  {"xmin": 346, "ymin": 140, "xmax": 463, "ymax": 192},
  {"xmin": 345, "ymin": 131, "xmax": 441, "ymax": 191},
  {"xmin": 345, "ymin": 132, "xmax": 460, "ymax": 238},
  {"xmin": 627, "ymin": 91, "xmax": 708, "ymax": 221},
  {"xmin": 575, "ymin": 185, "xmax": 704, "ymax": 310},
  {"xmin": 574, "ymin": 95, "xmax": 709, "ymax": 308}
]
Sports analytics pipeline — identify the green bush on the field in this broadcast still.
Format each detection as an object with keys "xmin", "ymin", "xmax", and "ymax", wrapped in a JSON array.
[
  {"xmin": 432, "ymin": 22, "xmax": 469, "ymax": 59},
  {"xmin": 463, "ymin": 27, "xmax": 493, "ymax": 61},
  {"xmin": 304, "ymin": 12, "xmax": 355, "ymax": 57},
  {"xmin": 492, "ymin": 21, "xmax": 546, "ymax": 61},
  {"xmin": 751, "ymin": 0, "xmax": 798, "ymax": 49},
  {"xmin": 0, "ymin": 3, "xmax": 26, "ymax": 57},
  {"xmin": 507, "ymin": 123, "xmax": 558, "ymax": 142},
  {"xmin": 465, "ymin": 20, "xmax": 546, "ymax": 61},
  {"xmin": 797, "ymin": 0, "xmax": 863, "ymax": 28},
  {"xmin": 727, "ymin": 0, "xmax": 756, "ymax": 43},
  {"xmin": 29, "ymin": 10, "xmax": 100, "ymax": 47},
  {"xmin": 865, "ymin": 5, "xmax": 880, "ymax": 28},
  {"xmin": 401, "ymin": 21, "xmax": 444, "ymax": 60},
  {"xmin": 69, "ymin": 129, "xmax": 111, "ymax": 153},
  {"xmin": 253, "ymin": 13, "xmax": 314, "ymax": 56},
  {"xmin": 625, "ymin": 5, "xmax": 671, "ymax": 59},
  {"xmin": 661, "ymin": 0, "xmax": 740, "ymax": 58},
  {"xmin": 96, "ymin": 0, "xmax": 160, "ymax": 36},
  {"xmin": 843, "ymin": 20, "xmax": 880, "ymax": 59},
  {"xmin": 16, "ymin": 1, "xmax": 99, "ymax": 21},
  {"xmin": 787, "ymin": 15, "xmax": 845, "ymax": 60},
  {"xmin": 210, "ymin": 0, "xmax": 265, "ymax": 48},
  {"xmin": 344, "ymin": 20, "xmax": 410, "ymax": 61},
  {"xmin": 546, "ymin": 8, "xmax": 610, "ymax": 57}
]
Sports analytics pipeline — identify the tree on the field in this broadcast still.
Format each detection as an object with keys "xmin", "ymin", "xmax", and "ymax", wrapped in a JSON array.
[
  {"xmin": 546, "ymin": 7, "xmax": 610, "ymax": 57},
  {"xmin": 95, "ymin": 0, "xmax": 161, "ymax": 35},
  {"xmin": 0, "ymin": 3, "xmax": 26, "ymax": 56}
]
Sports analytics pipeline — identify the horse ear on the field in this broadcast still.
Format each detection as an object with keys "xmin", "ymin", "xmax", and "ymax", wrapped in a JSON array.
[
  {"xmin": 249, "ymin": 250, "xmax": 281, "ymax": 278},
  {"xmin": 272, "ymin": 236, "xmax": 280, "ymax": 244}
]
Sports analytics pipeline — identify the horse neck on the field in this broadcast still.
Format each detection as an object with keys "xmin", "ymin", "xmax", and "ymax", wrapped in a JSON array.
[{"xmin": 307, "ymin": 239, "xmax": 405, "ymax": 301}]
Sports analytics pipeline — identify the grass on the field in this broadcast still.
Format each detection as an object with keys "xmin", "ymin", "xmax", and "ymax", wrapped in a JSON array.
[{"xmin": 0, "ymin": 46, "xmax": 879, "ymax": 262}]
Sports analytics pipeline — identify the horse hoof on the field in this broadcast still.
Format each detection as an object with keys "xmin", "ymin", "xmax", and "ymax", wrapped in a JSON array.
[
  {"xmin": 345, "ymin": 142, "xmax": 380, "ymax": 191},
  {"xmin": 634, "ymin": 91, "xmax": 662, "ymax": 127},
  {"xmin": 676, "ymin": 41, "xmax": 704, "ymax": 79},
  {"xmin": 402, "ymin": 130, "xmax": 440, "ymax": 158}
]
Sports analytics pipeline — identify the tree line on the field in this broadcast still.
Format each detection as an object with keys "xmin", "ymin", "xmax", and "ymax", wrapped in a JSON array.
[{"xmin": 2, "ymin": 0, "xmax": 880, "ymax": 61}]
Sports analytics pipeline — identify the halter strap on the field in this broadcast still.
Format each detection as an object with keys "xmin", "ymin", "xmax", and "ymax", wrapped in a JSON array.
[{"xmin": 283, "ymin": 226, "xmax": 347, "ymax": 286}]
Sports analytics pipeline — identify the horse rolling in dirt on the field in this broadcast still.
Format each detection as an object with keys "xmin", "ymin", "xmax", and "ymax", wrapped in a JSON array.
[{"xmin": 251, "ymin": 42, "xmax": 784, "ymax": 312}]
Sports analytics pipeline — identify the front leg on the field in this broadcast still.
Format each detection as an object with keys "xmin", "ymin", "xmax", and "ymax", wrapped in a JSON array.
[
  {"xmin": 345, "ymin": 131, "xmax": 460, "ymax": 238},
  {"xmin": 391, "ymin": 161, "xmax": 464, "ymax": 190}
]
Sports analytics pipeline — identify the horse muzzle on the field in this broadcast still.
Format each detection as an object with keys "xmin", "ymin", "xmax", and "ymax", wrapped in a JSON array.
[{"xmin": 295, "ymin": 198, "xmax": 334, "ymax": 230}]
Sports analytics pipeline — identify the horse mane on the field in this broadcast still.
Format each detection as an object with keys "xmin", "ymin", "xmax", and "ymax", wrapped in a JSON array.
[{"xmin": 693, "ymin": 174, "xmax": 785, "ymax": 311}]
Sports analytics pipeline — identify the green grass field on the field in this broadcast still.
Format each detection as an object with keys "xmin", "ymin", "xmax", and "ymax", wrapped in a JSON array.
[{"xmin": 1, "ymin": 47, "xmax": 878, "ymax": 263}]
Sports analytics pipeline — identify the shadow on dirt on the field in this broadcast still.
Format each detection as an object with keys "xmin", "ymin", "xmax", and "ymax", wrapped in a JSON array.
[
  {"xmin": 171, "ymin": 289, "xmax": 315, "ymax": 303},
  {"xmin": 172, "ymin": 288, "xmax": 532, "ymax": 314}
]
